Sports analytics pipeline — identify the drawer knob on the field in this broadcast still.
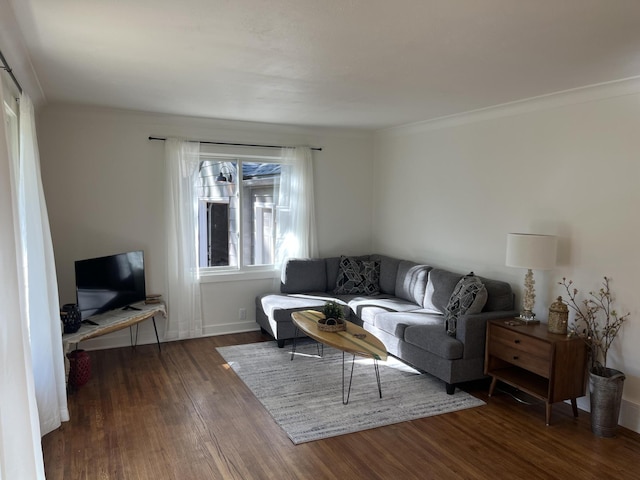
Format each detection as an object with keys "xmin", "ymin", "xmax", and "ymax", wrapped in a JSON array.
[
  {"xmin": 513, "ymin": 356, "xmax": 519, "ymax": 360},
  {"xmin": 514, "ymin": 339, "xmax": 521, "ymax": 344}
]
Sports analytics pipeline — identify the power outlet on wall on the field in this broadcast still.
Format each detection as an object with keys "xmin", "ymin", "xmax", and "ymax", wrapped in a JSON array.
[{"xmin": 239, "ymin": 308, "xmax": 247, "ymax": 320}]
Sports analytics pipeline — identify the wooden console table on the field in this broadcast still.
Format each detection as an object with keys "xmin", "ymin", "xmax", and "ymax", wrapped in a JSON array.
[
  {"xmin": 62, "ymin": 301, "xmax": 166, "ymax": 356},
  {"xmin": 484, "ymin": 318, "xmax": 587, "ymax": 425}
]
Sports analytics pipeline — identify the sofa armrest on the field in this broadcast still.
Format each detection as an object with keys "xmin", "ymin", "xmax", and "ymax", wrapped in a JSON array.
[{"xmin": 456, "ymin": 310, "xmax": 519, "ymax": 359}]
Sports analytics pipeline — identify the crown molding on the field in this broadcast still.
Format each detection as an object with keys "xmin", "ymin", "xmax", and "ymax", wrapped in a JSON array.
[{"xmin": 379, "ymin": 76, "xmax": 640, "ymax": 136}]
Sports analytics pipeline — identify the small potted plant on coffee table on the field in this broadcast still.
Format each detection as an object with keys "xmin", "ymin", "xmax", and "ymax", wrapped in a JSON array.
[{"xmin": 319, "ymin": 301, "xmax": 346, "ymax": 332}]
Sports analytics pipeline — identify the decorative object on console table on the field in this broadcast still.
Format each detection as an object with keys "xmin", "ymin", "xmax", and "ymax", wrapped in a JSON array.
[
  {"xmin": 484, "ymin": 318, "xmax": 587, "ymax": 425},
  {"xmin": 547, "ymin": 296, "xmax": 569, "ymax": 335},
  {"xmin": 61, "ymin": 303, "xmax": 82, "ymax": 334},
  {"xmin": 145, "ymin": 293, "xmax": 162, "ymax": 305},
  {"xmin": 505, "ymin": 233, "xmax": 557, "ymax": 323},
  {"xmin": 559, "ymin": 276, "xmax": 630, "ymax": 437}
]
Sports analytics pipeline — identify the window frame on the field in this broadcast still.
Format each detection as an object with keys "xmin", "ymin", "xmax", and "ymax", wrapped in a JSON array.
[{"xmin": 197, "ymin": 149, "xmax": 283, "ymax": 279}]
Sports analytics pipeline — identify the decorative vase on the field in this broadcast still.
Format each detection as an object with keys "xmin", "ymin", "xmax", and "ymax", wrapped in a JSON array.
[
  {"xmin": 547, "ymin": 296, "xmax": 568, "ymax": 335},
  {"xmin": 589, "ymin": 368, "xmax": 625, "ymax": 437},
  {"xmin": 67, "ymin": 349, "xmax": 91, "ymax": 388},
  {"xmin": 61, "ymin": 303, "xmax": 82, "ymax": 334}
]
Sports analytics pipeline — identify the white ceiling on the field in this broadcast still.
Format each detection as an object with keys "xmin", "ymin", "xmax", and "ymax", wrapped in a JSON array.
[{"xmin": 7, "ymin": 0, "xmax": 640, "ymax": 129}]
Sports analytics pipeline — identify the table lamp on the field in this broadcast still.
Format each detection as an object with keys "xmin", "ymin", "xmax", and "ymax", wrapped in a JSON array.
[{"xmin": 506, "ymin": 233, "xmax": 557, "ymax": 323}]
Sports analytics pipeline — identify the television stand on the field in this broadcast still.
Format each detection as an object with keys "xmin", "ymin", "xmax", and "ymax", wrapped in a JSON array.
[{"xmin": 63, "ymin": 302, "xmax": 165, "ymax": 363}]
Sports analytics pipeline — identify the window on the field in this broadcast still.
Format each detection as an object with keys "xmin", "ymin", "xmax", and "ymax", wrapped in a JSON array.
[{"xmin": 197, "ymin": 157, "xmax": 281, "ymax": 271}]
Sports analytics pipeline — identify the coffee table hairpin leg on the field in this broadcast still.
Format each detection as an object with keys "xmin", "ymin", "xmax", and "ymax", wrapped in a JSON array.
[
  {"xmin": 290, "ymin": 327, "xmax": 323, "ymax": 361},
  {"xmin": 342, "ymin": 352, "xmax": 382, "ymax": 405}
]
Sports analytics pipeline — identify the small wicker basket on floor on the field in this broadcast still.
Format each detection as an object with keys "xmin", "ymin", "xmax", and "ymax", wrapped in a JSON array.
[{"xmin": 317, "ymin": 317, "xmax": 346, "ymax": 332}]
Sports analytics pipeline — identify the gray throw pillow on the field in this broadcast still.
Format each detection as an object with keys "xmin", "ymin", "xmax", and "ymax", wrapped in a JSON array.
[
  {"xmin": 445, "ymin": 272, "xmax": 488, "ymax": 337},
  {"xmin": 334, "ymin": 256, "xmax": 380, "ymax": 295}
]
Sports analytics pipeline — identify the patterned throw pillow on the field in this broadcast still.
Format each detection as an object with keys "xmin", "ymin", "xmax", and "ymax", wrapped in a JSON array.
[
  {"xmin": 334, "ymin": 256, "xmax": 381, "ymax": 295},
  {"xmin": 445, "ymin": 272, "xmax": 488, "ymax": 337}
]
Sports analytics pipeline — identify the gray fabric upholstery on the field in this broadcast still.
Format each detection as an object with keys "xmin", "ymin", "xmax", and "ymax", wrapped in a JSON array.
[
  {"xmin": 404, "ymin": 323, "xmax": 464, "ymax": 360},
  {"xmin": 348, "ymin": 296, "xmax": 418, "ymax": 318},
  {"xmin": 372, "ymin": 311, "xmax": 443, "ymax": 339},
  {"xmin": 478, "ymin": 276, "xmax": 514, "ymax": 312},
  {"xmin": 280, "ymin": 259, "xmax": 327, "ymax": 293},
  {"xmin": 394, "ymin": 261, "xmax": 431, "ymax": 305},
  {"xmin": 429, "ymin": 269, "xmax": 464, "ymax": 313},
  {"xmin": 370, "ymin": 254, "xmax": 401, "ymax": 295}
]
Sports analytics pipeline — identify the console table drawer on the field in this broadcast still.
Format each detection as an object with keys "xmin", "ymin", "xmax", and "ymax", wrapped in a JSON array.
[
  {"xmin": 490, "ymin": 325, "xmax": 551, "ymax": 358},
  {"xmin": 488, "ymin": 341, "xmax": 550, "ymax": 378}
]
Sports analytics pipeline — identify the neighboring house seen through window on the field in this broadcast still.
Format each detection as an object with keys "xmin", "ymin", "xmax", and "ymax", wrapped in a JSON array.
[{"xmin": 197, "ymin": 158, "xmax": 281, "ymax": 270}]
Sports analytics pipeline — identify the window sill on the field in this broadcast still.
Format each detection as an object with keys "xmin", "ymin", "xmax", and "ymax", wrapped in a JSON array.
[{"xmin": 199, "ymin": 269, "xmax": 279, "ymax": 284}]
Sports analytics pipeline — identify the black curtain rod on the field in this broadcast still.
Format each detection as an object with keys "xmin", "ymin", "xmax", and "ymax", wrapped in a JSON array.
[
  {"xmin": 0, "ymin": 50, "xmax": 23, "ymax": 95},
  {"xmin": 149, "ymin": 136, "xmax": 322, "ymax": 152}
]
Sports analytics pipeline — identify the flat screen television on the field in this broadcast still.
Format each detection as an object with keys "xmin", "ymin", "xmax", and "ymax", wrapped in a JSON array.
[{"xmin": 75, "ymin": 250, "xmax": 146, "ymax": 320}]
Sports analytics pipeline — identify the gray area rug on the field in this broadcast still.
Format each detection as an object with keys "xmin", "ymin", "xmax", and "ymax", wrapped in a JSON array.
[{"xmin": 217, "ymin": 341, "xmax": 485, "ymax": 444}]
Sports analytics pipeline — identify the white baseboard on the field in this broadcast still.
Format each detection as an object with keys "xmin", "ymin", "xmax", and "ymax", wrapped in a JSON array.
[
  {"xmin": 202, "ymin": 321, "xmax": 261, "ymax": 337},
  {"xmin": 75, "ymin": 321, "xmax": 261, "ymax": 351},
  {"xmin": 619, "ymin": 399, "xmax": 640, "ymax": 433},
  {"xmin": 572, "ymin": 396, "xmax": 639, "ymax": 434}
]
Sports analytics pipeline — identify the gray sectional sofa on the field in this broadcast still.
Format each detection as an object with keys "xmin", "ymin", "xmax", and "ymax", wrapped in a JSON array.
[{"xmin": 256, "ymin": 254, "xmax": 518, "ymax": 394}]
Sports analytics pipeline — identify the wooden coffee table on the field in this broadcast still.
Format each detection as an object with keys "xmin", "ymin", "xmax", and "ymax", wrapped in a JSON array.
[{"xmin": 290, "ymin": 310, "xmax": 388, "ymax": 404}]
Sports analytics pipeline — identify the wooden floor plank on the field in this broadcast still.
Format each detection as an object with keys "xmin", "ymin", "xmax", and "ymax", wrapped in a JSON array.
[{"xmin": 43, "ymin": 333, "xmax": 640, "ymax": 479}]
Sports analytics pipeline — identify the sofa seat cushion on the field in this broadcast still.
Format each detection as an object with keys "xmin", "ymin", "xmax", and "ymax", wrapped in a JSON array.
[
  {"xmin": 371, "ymin": 311, "xmax": 444, "ymax": 339},
  {"xmin": 404, "ymin": 323, "xmax": 464, "ymax": 360},
  {"xmin": 260, "ymin": 293, "xmax": 348, "ymax": 322},
  {"xmin": 348, "ymin": 296, "xmax": 420, "ymax": 321}
]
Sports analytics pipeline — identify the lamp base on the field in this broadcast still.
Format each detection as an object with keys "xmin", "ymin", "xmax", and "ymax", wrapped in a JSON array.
[{"xmin": 518, "ymin": 310, "xmax": 540, "ymax": 324}]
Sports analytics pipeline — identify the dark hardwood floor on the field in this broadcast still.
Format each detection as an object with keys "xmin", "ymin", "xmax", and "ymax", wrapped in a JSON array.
[{"xmin": 42, "ymin": 332, "xmax": 640, "ymax": 479}]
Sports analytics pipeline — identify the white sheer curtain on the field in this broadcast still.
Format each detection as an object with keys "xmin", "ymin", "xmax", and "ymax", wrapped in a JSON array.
[
  {"xmin": 19, "ymin": 93, "xmax": 69, "ymax": 436},
  {"xmin": 0, "ymin": 83, "xmax": 46, "ymax": 479},
  {"xmin": 164, "ymin": 138, "xmax": 203, "ymax": 340},
  {"xmin": 275, "ymin": 146, "xmax": 318, "ymax": 272}
]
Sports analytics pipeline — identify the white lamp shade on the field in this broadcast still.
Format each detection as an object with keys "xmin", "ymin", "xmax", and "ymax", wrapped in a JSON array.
[{"xmin": 506, "ymin": 233, "xmax": 557, "ymax": 270}]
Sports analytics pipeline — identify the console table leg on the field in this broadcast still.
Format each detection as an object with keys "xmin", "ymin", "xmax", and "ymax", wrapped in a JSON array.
[
  {"xmin": 152, "ymin": 316, "xmax": 161, "ymax": 352},
  {"xmin": 488, "ymin": 376, "xmax": 498, "ymax": 397},
  {"xmin": 571, "ymin": 398, "xmax": 578, "ymax": 418},
  {"xmin": 545, "ymin": 403, "xmax": 552, "ymax": 426}
]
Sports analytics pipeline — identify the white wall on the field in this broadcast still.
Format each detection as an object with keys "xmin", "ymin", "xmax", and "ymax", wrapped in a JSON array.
[
  {"xmin": 37, "ymin": 104, "xmax": 373, "ymax": 349},
  {"xmin": 373, "ymin": 80, "xmax": 640, "ymax": 432}
]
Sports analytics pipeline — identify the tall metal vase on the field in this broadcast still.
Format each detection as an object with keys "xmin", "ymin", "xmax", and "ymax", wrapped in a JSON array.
[{"xmin": 589, "ymin": 368, "xmax": 625, "ymax": 437}]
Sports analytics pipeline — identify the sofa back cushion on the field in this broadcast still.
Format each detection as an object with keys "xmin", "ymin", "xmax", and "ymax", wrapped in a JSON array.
[
  {"xmin": 428, "ymin": 268, "xmax": 464, "ymax": 313},
  {"xmin": 370, "ymin": 254, "xmax": 401, "ymax": 295},
  {"xmin": 395, "ymin": 261, "xmax": 431, "ymax": 305},
  {"xmin": 426, "ymin": 268, "xmax": 515, "ymax": 313},
  {"xmin": 280, "ymin": 258, "xmax": 327, "ymax": 293},
  {"xmin": 478, "ymin": 276, "xmax": 515, "ymax": 311}
]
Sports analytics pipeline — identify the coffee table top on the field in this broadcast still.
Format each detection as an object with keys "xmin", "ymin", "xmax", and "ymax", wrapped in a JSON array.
[{"xmin": 291, "ymin": 310, "xmax": 388, "ymax": 361}]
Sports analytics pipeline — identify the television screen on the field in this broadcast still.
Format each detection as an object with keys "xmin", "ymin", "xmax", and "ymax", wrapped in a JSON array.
[{"xmin": 75, "ymin": 250, "xmax": 146, "ymax": 320}]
